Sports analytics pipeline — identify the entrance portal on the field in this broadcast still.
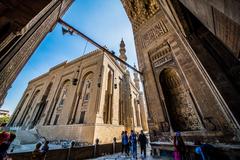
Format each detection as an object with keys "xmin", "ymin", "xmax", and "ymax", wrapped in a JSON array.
[{"xmin": 160, "ymin": 68, "xmax": 201, "ymax": 131}]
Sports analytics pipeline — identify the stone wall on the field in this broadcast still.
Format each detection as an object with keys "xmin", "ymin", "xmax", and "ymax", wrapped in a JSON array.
[
  {"xmin": 9, "ymin": 143, "xmax": 122, "ymax": 160},
  {"xmin": 37, "ymin": 124, "xmax": 125, "ymax": 144},
  {"xmin": 94, "ymin": 124, "xmax": 125, "ymax": 144},
  {"xmin": 121, "ymin": 0, "xmax": 239, "ymax": 143},
  {"xmin": 37, "ymin": 124, "xmax": 95, "ymax": 144}
]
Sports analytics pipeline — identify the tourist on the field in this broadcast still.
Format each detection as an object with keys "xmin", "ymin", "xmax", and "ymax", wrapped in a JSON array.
[
  {"xmin": 173, "ymin": 132, "xmax": 186, "ymax": 160},
  {"xmin": 122, "ymin": 131, "xmax": 129, "ymax": 156},
  {"xmin": 129, "ymin": 130, "xmax": 137, "ymax": 159},
  {"xmin": 0, "ymin": 132, "xmax": 16, "ymax": 160},
  {"xmin": 138, "ymin": 130, "xmax": 147, "ymax": 158},
  {"xmin": 0, "ymin": 131, "xmax": 10, "ymax": 145},
  {"xmin": 121, "ymin": 131, "xmax": 124, "ymax": 153},
  {"xmin": 41, "ymin": 141, "xmax": 49, "ymax": 159},
  {"xmin": 31, "ymin": 143, "xmax": 43, "ymax": 160}
]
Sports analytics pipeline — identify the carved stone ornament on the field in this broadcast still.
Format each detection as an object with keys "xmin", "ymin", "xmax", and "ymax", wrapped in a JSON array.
[
  {"xmin": 121, "ymin": 0, "xmax": 160, "ymax": 30},
  {"xmin": 160, "ymin": 68, "xmax": 202, "ymax": 131},
  {"xmin": 149, "ymin": 42, "xmax": 173, "ymax": 67}
]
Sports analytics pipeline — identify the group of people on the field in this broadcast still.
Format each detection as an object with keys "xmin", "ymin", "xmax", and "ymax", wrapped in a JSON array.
[
  {"xmin": 0, "ymin": 131, "xmax": 16, "ymax": 160},
  {"xmin": 121, "ymin": 130, "xmax": 222, "ymax": 160},
  {"xmin": 31, "ymin": 141, "xmax": 49, "ymax": 160},
  {"xmin": 121, "ymin": 130, "xmax": 148, "ymax": 159}
]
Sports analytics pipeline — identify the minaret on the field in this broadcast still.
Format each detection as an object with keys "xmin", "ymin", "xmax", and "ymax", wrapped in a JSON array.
[
  {"xmin": 119, "ymin": 39, "xmax": 127, "ymax": 70},
  {"xmin": 133, "ymin": 64, "xmax": 140, "ymax": 90}
]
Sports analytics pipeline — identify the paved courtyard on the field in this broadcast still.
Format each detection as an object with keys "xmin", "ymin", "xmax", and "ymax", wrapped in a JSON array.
[{"xmin": 92, "ymin": 145, "xmax": 173, "ymax": 160}]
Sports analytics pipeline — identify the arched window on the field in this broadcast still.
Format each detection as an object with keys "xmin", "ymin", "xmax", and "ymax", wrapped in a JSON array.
[
  {"xmin": 118, "ymin": 79, "xmax": 124, "ymax": 125},
  {"xmin": 30, "ymin": 82, "xmax": 53, "ymax": 128},
  {"xmin": 46, "ymin": 80, "xmax": 70, "ymax": 125},
  {"xmin": 68, "ymin": 72, "xmax": 94, "ymax": 124},
  {"xmin": 103, "ymin": 69, "xmax": 114, "ymax": 124},
  {"xmin": 53, "ymin": 80, "xmax": 70, "ymax": 125},
  {"xmin": 160, "ymin": 68, "xmax": 201, "ymax": 131},
  {"xmin": 134, "ymin": 98, "xmax": 141, "ymax": 127},
  {"xmin": 58, "ymin": 81, "xmax": 70, "ymax": 108},
  {"xmin": 78, "ymin": 72, "xmax": 93, "ymax": 123},
  {"xmin": 19, "ymin": 90, "xmax": 40, "ymax": 127}
]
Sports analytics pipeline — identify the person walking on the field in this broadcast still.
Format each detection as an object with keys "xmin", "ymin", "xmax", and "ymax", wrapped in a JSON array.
[
  {"xmin": 31, "ymin": 143, "xmax": 44, "ymax": 160},
  {"xmin": 173, "ymin": 132, "xmax": 186, "ymax": 160},
  {"xmin": 41, "ymin": 141, "xmax": 49, "ymax": 160},
  {"xmin": 129, "ymin": 130, "xmax": 137, "ymax": 159},
  {"xmin": 138, "ymin": 130, "xmax": 147, "ymax": 158},
  {"xmin": 121, "ymin": 131, "xmax": 124, "ymax": 154},
  {"xmin": 122, "ymin": 131, "xmax": 129, "ymax": 156}
]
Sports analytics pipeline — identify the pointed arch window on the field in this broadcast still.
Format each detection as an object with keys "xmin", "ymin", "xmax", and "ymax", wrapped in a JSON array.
[
  {"xmin": 19, "ymin": 90, "xmax": 40, "ymax": 126},
  {"xmin": 76, "ymin": 72, "xmax": 94, "ymax": 124},
  {"xmin": 103, "ymin": 69, "xmax": 114, "ymax": 124},
  {"xmin": 58, "ymin": 81, "xmax": 70, "ymax": 108}
]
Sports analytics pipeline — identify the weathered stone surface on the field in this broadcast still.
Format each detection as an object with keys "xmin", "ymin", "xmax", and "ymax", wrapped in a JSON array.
[{"xmin": 121, "ymin": 0, "xmax": 240, "ymax": 143}]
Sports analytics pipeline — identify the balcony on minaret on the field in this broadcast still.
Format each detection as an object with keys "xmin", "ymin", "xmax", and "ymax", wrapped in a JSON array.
[
  {"xmin": 119, "ymin": 39, "xmax": 127, "ymax": 70},
  {"xmin": 133, "ymin": 64, "xmax": 140, "ymax": 90}
]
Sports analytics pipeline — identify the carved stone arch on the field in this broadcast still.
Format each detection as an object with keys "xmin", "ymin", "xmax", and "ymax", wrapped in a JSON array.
[
  {"xmin": 46, "ymin": 79, "xmax": 70, "ymax": 125},
  {"xmin": 68, "ymin": 71, "xmax": 95, "ymax": 124},
  {"xmin": 134, "ymin": 98, "xmax": 141, "ymax": 127},
  {"xmin": 77, "ymin": 71, "xmax": 94, "ymax": 124},
  {"xmin": 78, "ymin": 71, "xmax": 94, "ymax": 98},
  {"xmin": 30, "ymin": 82, "xmax": 53, "ymax": 128},
  {"xmin": 118, "ymin": 78, "xmax": 124, "ymax": 125},
  {"xmin": 56, "ymin": 79, "xmax": 71, "ymax": 108},
  {"xmin": 19, "ymin": 89, "xmax": 40, "ymax": 126},
  {"xmin": 160, "ymin": 68, "xmax": 201, "ymax": 131},
  {"xmin": 103, "ymin": 69, "xmax": 114, "ymax": 124},
  {"xmin": 59, "ymin": 79, "xmax": 71, "ymax": 96}
]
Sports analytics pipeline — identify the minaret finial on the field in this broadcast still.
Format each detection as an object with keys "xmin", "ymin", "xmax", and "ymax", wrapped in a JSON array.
[{"xmin": 119, "ymin": 39, "xmax": 127, "ymax": 70}]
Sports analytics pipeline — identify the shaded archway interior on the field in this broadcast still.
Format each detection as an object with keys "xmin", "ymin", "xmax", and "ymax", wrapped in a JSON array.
[
  {"xmin": 160, "ymin": 68, "xmax": 201, "ymax": 131},
  {"xmin": 170, "ymin": 0, "xmax": 240, "ymax": 124}
]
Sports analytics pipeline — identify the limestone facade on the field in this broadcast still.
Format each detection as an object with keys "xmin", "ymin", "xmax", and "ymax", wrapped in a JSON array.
[
  {"xmin": 9, "ymin": 40, "xmax": 148, "ymax": 144},
  {"xmin": 121, "ymin": 0, "xmax": 240, "ymax": 143}
]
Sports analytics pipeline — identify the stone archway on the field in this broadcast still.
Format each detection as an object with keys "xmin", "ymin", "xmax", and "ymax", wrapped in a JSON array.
[
  {"xmin": 160, "ymin": 68, "xmax": 201, "ymax": 131},
  {"xmin": 103, "ymin": 70, "xmax": 114, "ymax": 124},
  {"xmin": 30, "ymin": 82, "xmax": 53, "ymax": 128}
]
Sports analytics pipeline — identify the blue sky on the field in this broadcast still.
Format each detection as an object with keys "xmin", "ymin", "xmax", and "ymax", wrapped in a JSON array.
[{"xmin": 2, "ymin": 0, "xmax": 138, "ymax": 114}]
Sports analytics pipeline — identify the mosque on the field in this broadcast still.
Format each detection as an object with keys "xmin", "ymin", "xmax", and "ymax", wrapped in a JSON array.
[{"xmin": 8, "ymin": 40, "xmax": 148, "ymax": 144}]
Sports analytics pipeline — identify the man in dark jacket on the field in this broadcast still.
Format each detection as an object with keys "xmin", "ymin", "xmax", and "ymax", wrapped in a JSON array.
[
  {"xmin": 138, "ymin": 130, "xmax": 147, "ymax": 158},
  {"xmin": 122, "ymin": 131, "xmax": 129, "ymax": 156}
]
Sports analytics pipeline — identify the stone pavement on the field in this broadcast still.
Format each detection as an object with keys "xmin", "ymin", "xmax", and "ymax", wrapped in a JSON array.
[{"xmin": 92, "ymin": 145, "xmax": 173, "ymax": 160}]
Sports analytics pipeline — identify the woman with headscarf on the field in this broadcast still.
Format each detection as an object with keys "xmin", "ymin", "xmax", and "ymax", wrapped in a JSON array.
[{"xmin": 173, "ymin": 131, "xmax": 186, "ymax": 160}]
